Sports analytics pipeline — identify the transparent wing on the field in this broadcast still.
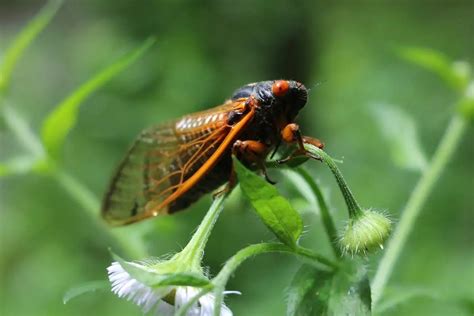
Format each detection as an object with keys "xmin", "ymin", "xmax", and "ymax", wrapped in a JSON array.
[{"xmin": 102, "ymin": 100, "xmax": 247, "ymax": 225}]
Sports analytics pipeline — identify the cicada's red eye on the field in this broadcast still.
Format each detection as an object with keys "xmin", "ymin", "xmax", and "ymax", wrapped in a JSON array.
[{"xmin": 271, "ymin": 80, "xmax": 290, "ymax": 97}]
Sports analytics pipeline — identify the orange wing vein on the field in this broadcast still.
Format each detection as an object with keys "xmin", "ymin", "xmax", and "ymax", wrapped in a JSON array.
[{"xmin": 102, "ymin": 100, "xmax": 252, "ymax": 225}]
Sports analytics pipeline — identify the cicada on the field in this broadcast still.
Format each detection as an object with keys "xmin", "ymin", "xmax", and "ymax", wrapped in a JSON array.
[{"xmin": 102, "ymin": 80, "xmax": 323, "ymax": 225}]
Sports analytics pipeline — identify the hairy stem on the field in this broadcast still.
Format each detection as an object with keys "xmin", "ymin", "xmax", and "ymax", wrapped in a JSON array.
[
  {"xmin": 304, "ymin": 144, "xmax": 364, "ymax": 218},
  {"xmin": 371, "ymin": 114, "xmax": 468, "ymax": 308}
]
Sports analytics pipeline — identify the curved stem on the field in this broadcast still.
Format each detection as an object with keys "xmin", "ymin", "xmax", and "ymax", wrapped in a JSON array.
[
  {"xmin": 296, "ymin": 167, "xmax": 341, "ymax": 257},
  {"xmin": 371, "ymin": 114, "xmax": 468, "ymax": 308},
  {"xmin": 211, "ymin": 242, "xmax": 337, "ymax": 316},
  {"xmin": 304, "ymin": 144, "xmax": 364, "ymax": 218},
  {"xmin": 2, "ymin": 106, "xmax": 46, "ymax": 160}
]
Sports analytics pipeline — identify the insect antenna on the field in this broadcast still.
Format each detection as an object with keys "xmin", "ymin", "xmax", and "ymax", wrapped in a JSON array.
[{"xmin": 306, "ymin": 81, "xmax": 324, "ymax": 94}]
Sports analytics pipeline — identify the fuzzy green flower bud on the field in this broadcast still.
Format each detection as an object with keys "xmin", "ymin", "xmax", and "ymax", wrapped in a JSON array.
[{"xmin": 339, "ymin": 209, "xmax": 392, "ymax": 256}]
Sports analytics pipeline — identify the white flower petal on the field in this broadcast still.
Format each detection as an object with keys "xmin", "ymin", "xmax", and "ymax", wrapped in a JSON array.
[
  {"xmin": 197, "ymin": 292, "xmax": 234, "ymax": 316},
  {"xmin": 175, "ymin": 287, "xmax": 199, "ymax": 308},
  {"xmin": 220, "ymin": 305, "xmax": 233, "ymax": 316},
  {"xmin": 152, "ymin": 300, "xmax": 174, "ymax": 316},
  {"xmin": 175, "ymin": 287, "xmax": 201, "ymax": 315},
  {"xmin": 197, "ymin": 293, "xmax": 214, "ymax": 316},
  {"xmin": 107, "ymin": 261, "xmax": 236, "ymax": 316}
]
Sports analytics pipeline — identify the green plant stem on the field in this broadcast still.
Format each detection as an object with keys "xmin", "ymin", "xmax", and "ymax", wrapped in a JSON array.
[
  {"xmin": 294, "ymin": 246, "xmax": 339, "ymax": 268},
  {"xmin": 53, "ymin": 168, "xmax": 147, "ymax": 259},
  {"xmin": 304, "ymin": 144, "xmax": 364, "ymax": 218},
  {"xmin": 212, "ymin": 242, "xmax": 338, "ymax": 316},
  {"xmin": 2, "ymin": 105, "xmax": 147, "ymax": 258},
  {"xmin": 371, "ymin": 114, "xmax": 468, "ymax": 308},
  {"xmin": 296, "ymin": 167, "xmax": 341, "ymax": 257},
  {"xmin": 2, "ymin": 107, "xmax": 149, "ymax": 259},
  {"xmin": 177, "ymin": 193, "xmax": 227, "ymax": 270},
  {"xmin": 2, "ymin": 106, "xmax": 46, "ymax": 160}
]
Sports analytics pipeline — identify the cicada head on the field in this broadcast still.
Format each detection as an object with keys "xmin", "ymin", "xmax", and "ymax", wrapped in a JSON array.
[
  {"xmin": 273, "ymin": 80, "xmax": 307, "ymax": 118},
  {"xmin": 249, "ymin": 80, "xmax": 308, "ymax": 121}
]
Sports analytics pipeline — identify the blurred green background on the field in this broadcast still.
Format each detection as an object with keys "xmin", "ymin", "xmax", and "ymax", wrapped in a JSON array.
[{"xmin": 1, "ymin": 1, "xmax": 473, "ymax": 315}]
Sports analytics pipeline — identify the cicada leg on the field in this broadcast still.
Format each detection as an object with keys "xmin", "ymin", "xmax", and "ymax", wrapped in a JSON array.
[
  {"xmin": 213, "ymin": 139, "xmax": 273, "ymax": 198},
  {"xmin": 232, "ymin": 140, "xmax": 276, "ymax": 184},
  {"xmin": 278, "ymin": 123, "xmax": 324, "ymax": 164}
]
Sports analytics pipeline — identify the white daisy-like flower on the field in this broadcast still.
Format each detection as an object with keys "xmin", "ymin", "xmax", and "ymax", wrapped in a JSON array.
[{"xmin": 107, "ymin": 261, "xmax": 238, "ymax": 316}]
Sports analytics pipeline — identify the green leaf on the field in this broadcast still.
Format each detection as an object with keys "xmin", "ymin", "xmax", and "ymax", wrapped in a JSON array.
[
  {"xmin": 63, "ymin": 280, "xmax": 109, "ymax": 304},
  {"xmin": 111, "ymin": 252, "xmax": 211, "ymax": 288},
  {"xmin": 41, "ymin": 37, "xmax": 156, "ymax": 158},
  {"xmin": 397, "ymin": 46, "xmax": 469, "ymax": 91},
  {"xmin": 287, "ymin": 264, "xmax": 334, "ymax": 316},
  {"xmin": 371, "ymin": 103, "xmax": 427, "ymax": 172},
  {"xmin": 327, "ymin": 260, "xmax": 371, "ymax": 316},
  {"xmin": 0, "ymin": 0, "xmax": 62, "ymax": 95},
  {"xmin": 233, "ymin": 158, "xmax": 303, "ymax": 248},
  {"xmin": 154, "ymin": 273, "xmax": 212, "ymax": 287},
  {"xmin": 287, "ymin": 261, "xmax": 370, "ymax": 316}
]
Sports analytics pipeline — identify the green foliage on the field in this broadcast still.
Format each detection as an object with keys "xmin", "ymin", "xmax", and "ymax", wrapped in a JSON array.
[
  {"xmin": 294, "ymin": 167, "xmax": 340, "ymax": 257},
  {"xmin": 0, "ymin": 156, "xmax": 36, "ymax": 176},
  {"xmin": 0, "ymin": 0, "xmax": 62, "ymax": 96},
  {"xmin": 371, "ymin": 103, "xmax": 427, "ymax": 172},
  {"xmin": 457, "ymin": 85, "xmax": 474, "ymax": 120},
  {"xmin": 1, "ymin": 2, "xmax": 473, "ymax": 316},
  {"xmin": 0, "ymin": 106, "xmax": 46, "ymax": 176},
  {"xmin": 397, "ymin": 46, "xmax": 470, "ymax": 91},
  {"xmin": 372, "ymin": 48, "xmax": 471, "ymax": 308},
  {"xmin": 234, "ymin": 157, "xmax": 303, "ymax": 248},
  {"xmin": 3, "ymin": 106, "xmax": 45, "ymax": 158},
  {"xmin": 327, "ymin": 261, "xmax": 371, "ymax": 316},
  {"xmin": 63, "ymin": 281, "xmax": 110, "ymax": 304},
  {"xmin": 287, "ymin": 264, "xmax": 333, "ymax": 316},
  {"xmin": 375, "ymin": 286, "xmax": 440, "ymax": 314},
  {"xmin": 287, "ymin": 261, "xmax": 371, "ymax": 316},
  {"xmin": 41, "ymin": 37, "xmax": 155, "ymax": 158}
]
